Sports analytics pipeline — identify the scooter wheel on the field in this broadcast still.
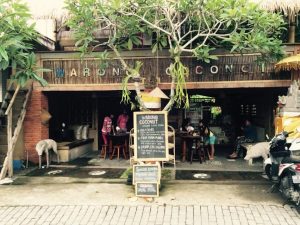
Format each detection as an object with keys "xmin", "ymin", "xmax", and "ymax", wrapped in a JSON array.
[{"xmin": 265, "ymin": 164, "xmax": 272, "ymax": 180}]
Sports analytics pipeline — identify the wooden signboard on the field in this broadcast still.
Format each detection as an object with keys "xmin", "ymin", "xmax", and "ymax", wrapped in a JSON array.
[
  {"xmin": 133, "ymin": 164, "xmax": 160, "ymax": 185},
  {"xmin": 134, "ymin": 111, "xmax": 168, "ymax": 161},
  {"xmin": 135, "ymin": 182, "xmax": 159, "ymax": 197}
]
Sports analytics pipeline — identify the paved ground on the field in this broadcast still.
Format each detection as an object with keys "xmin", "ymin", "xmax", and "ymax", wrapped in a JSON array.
[
  {"xmin": 87, "ymin": 152, "xmax": 264, "ymax": 172},
  {"xmin": 0, "ymin": 153, "xmax": 298, "ymax": 225},
  {"xmin": 0, "ymin": 181, "xmax": 299, "ymax": 225},
  {"xmin": 0, "ymin": 204, "xmax": 299, "ymax": 225}
]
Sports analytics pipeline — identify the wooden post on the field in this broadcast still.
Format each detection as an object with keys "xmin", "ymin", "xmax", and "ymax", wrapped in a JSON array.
[
  {"xmin": 0, "ymin": 157, "xmax": 8, "ymax": 179},
  {"xmin": 7, "ymin": 109, "xmax": 13, "ymax": 177},
  {"xmin": 288, "ymin": 16, "xmax": 296, "ymax": 44},
  {"xmin": 0, "ymin": 83, "xmax": 32, "ymax": 180}
]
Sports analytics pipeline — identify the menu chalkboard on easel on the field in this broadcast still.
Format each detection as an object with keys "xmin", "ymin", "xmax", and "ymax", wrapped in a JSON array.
[
  {"xmin": 135, "ymin": 183, "xmax": 159, "ymax": 197},
  {"xmin": 133, "ymin": 164, "xmax": 160, "ymax": 184},
  {"xmin": 134, "ymin": 111, "xmax": 168, "ymax": 161}
]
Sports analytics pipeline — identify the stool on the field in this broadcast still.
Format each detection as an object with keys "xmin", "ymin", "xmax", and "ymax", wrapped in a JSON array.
[
  {"xmin": 110, "ymin": 144, "xmax": 127, "ymax": 160},
  {"xmin": 190, "ymin": 143, "xmax": 207, "ymax": 164},
  {"xmin": 190, "ymin": 147, "xmax": 202, "ymax": 164},
  {"xmin": 99, "ymin": 145, "xmax": 108, "ymax": 159}
]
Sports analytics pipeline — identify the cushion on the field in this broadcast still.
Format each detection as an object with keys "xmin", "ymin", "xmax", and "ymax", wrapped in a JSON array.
[
  {"xmin": 74, "ymin": 125, "xmax": 83, "ymax": 140},
  {"xmin": 81, "ymin": 125, "xmax": 89, "ymax": 140}
]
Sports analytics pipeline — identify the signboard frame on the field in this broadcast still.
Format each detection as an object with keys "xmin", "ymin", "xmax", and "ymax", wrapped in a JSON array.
[
  {"xmin": 135, "ymin": 182, "xmax": 159, "ymax": 197},
  {"xmin": 133, "ymin": 111, "xmax": 168, "ymax": 161},
  {"xmin": 132, "ymin": 163, "xmax": 161, "ymax": 185}
]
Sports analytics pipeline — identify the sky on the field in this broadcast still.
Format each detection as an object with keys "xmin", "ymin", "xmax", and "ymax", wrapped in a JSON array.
[
  {"xmin": 23, "ymin": 0, "xmax": 66, "ymax": 18},
  {"xmin": 22, "ymin": 0, "xmax": 67, "ymax": 41}
]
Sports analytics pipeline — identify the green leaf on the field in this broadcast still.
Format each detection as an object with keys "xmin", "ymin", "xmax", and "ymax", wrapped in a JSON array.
[
  {"xmin": 209, "ymin": 55, "xmax": 218, "ymax": 60},
  {"xmin": 0, "ymin": 47, "xmax": 9, "ymax": 62},
  {"xmin": 226, "ymin": 20, "xmax": 232, "ymax": 27},
  {"xmin": 19, "ymin": 75, "xmax": 27, "ymax": 87},
  {"xmin": 31, "ymin": 73, "xmax": 48, "ymax": 87},
  {"xmin": 152, "ymin": 43, "xmax": 157, "ymax": 53},
  {"xmin": 127, "ymin": 39, "xmax": 133, "ymax": 50}
]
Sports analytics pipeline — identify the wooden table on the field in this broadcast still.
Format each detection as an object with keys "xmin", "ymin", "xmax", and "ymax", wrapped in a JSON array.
[
  {"xmin": 108, "ymin": 133, "xmax": 129, "ymax": 154},
  {"xmin": 180, "ymin": 134, "xmax": 204, "ymax": 162}
]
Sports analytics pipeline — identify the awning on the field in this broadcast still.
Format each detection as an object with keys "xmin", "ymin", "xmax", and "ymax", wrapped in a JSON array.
[{"xmin": 275, "ymin": 54, "xmax": 300, "ymax": 71}]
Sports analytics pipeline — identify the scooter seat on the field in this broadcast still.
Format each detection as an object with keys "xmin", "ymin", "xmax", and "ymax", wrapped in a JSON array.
[{"xmin": 281, "ymin": 156, "xmax": 300, "ymax": 164}]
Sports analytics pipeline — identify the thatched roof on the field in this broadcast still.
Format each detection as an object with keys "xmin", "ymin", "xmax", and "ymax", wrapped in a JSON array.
[
  {"xmin": 275, "ymin": 54, "xmax": 300, "ymax": 71},
  {"xmin": 23, "ymin": 0, "xmax": 300, "ymax": 19},
  {"xmin": 149, "ymin": 87, "xmax": 169, "ymax": 99},
  {"xmin": 251, "ymin": 0, "xmax": 300, "ymax": 17}
]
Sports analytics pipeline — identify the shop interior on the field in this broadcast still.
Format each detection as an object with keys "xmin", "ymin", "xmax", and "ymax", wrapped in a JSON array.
[{"xmin": 46, "ymin": 87, "xmax": 287, "ymax": 169}]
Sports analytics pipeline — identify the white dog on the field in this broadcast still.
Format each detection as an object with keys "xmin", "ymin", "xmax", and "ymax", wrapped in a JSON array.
[
  {"xmin": 36, "ymin": 139, "xmax": 59, "ymax": 168},
  {"xmin": 244, "ymin": 142, "xmax": 270, "ymax": 165}
]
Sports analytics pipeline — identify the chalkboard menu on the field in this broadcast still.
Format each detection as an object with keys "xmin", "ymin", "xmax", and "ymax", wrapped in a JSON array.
[
  {"xmin": 134, "ymin": 111, "xmax": 168, "ymax": 161},
  {"xmin": 133, "ymin": 164, "xmax": 160, "ymax": 184},
  {"xmin": 135, "ymin": 183, "xmax": 159, "ymax": 197}
]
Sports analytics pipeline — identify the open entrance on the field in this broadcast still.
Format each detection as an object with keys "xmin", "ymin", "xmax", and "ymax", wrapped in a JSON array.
[
  {"xmin": 47, "ymin": 91, "xmax": 133, "ymax": 159},
  {"xmin": 167, "ymin": 87, "xmax": 287, "ymax": 170},
  {"xmin": 45, "ymin": 87, "xmax": 287, "ymax": 171}
]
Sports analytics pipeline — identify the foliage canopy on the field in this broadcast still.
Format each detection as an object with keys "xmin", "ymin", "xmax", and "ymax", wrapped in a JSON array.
[
  {"xmin": 66, "ymin": 0, "xmax": 285, "ymax": 111},
  {"xmin": 0, "ymin": 0, "xmax": 47, "ymax": 87}
]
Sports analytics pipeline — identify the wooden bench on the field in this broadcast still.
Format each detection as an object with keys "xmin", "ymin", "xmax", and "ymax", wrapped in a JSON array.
[{"xmin": 56, "ymin": 139, "xmax": 94, "ymax": 162}]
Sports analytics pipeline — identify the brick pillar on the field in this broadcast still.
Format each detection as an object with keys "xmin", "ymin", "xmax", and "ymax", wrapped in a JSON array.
[{"xmin": 24, "ymin": 90, "xmax": 49, "ymax": 163}]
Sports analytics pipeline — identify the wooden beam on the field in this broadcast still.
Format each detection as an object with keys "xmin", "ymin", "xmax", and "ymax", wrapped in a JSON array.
[
  {"xmin": 7, "ymin": 109, "xmax": 12, "ymax": 177},
  {"xmin": 35, "ymin": 83, "xmax": 144, "ymax": 91},
  {"xmin": 0, "ymin": 82, "xmax": 33, "ymax": 180},
  {"xmin": 5, "ymin": 84, "xmax": 20, "ymax": 115},
  {"xmin": 158, "ymin": 80, "xmax": 292, "ymax": 90},
  {"xmin": 35, "ymin": 80, "xmax": 291, "ymax": 92},
  {"xmin": 0, "ymin": 157, "xmax": 8, "ymax": 180}
]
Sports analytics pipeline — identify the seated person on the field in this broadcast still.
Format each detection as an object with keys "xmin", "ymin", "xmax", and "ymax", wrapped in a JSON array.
[
  {"xmin": 117, "ymin": 110, "xmax": 129, "ymax": 132},
  {"xmin": 228, "ymin": 119, "xmax": 256, "ymax": 159},
  {"xmin": 182, "ymin": 118, "xmax": 194, "ymax": 133},
  {"xmin": 198, "ymin": 120, "xmax": 216, "ymax": 160}
]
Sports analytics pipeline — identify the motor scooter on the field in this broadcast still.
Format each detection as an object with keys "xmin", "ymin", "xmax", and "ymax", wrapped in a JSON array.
[{"xmin": 263, "ymin": 130, "xmax": 300, "ymax": 205}]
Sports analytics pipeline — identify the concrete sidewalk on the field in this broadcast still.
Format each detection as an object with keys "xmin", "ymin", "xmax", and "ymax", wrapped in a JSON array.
[
  {"xmin": 0, "ymin": 182, "xmax": 299, "ymax": 224},
  {"xmin": 0, "ymin": 182, "xmax": 286, "ymax": 206},
  {"xmin": 0, "ymin": 204, "xmax": 299, "ymax": 225}
]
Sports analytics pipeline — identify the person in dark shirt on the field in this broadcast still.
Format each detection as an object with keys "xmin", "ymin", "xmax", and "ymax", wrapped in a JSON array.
[{"xmin": 228, "ymin": 119, "xmax": 256, "ymax": 159}]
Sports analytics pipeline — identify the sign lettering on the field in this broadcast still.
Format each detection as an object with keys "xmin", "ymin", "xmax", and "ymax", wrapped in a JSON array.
[
  {"xmin": 70, "ymin": 68, "xmax": 77, "ymax": 77},
  {"xmin": 134, "ymin": 111, "xmax": 168, "ymax": 161},
  {"xmin": 133, "ymin": 164, "xmax": 160, "ymax": 184},
  {"xmin": 42, "ymin": 55, "xmax": 280, "ymax": 84},
  {"xmin": 135, "ymin": 183, "xmax": 159, "ymax": 197}
]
